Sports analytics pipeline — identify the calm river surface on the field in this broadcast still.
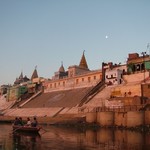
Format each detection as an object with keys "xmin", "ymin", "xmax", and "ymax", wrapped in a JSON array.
[{"xmin": 0, "ymin": 124, "xmax": 150, "ymax": 150}]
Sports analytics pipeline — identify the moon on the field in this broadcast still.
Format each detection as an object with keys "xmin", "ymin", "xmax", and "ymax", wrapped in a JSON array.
[{"xmin": 105, "ymin": 35, "xmax": 108, "ymax": 39}]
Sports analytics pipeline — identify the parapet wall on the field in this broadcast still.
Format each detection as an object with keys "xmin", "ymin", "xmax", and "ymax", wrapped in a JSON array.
[{"xmin": 123, "ymin": 71, "xmax": 149, "ymax": 83}]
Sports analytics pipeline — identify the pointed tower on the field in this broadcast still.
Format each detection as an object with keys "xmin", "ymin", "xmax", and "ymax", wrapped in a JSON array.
[
  {"xmin": 19, "ymin": 71, "xmax": 23, "ymax": 79},
  {"xmin": 31, "ymin": 66, "xmax": 38, "ymax": 80},
  {"xmin": 79, "ymin": 50, "xmax": 89, "ymax": 69},
  {"xmin": 59, "ymin": 61, "xmax": 65, "ymax": 72}
]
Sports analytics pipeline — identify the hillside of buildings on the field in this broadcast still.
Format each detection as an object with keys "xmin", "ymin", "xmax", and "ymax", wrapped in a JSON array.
[{"xmin": 1, "ymin": 52, "xmax": 150, "ymax": 123}]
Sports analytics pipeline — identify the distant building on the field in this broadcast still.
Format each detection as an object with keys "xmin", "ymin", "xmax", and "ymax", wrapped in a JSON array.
[
  {"xmin": 0, "ymin": 84, "xmax": 11, "ymax": 96},
  {"xmin": 127, "ymin": 52, "xmax": 150, "ymax": 74},
  {"xmin": 7, "ymin": 67, "xmax": 45, "ymax": 101},
  {"xmin": 30, "ymin": 67, "xmax": 45, "ymax": 93},
  {"xmin": 14, "ymin": 72, "xmax": 30, "ymax": 85},
  {"xmin": 103, "ymin": 62, "xmax": 127, "ymax": 86},
  {"xmin": 31, "ymin": 67, "xmax": 38, "ymax": 81},
  {"xmin": 7, "ymin": 85, "xmax": 28, "ymax": 101},
  {"xmin": 52, "ymin": 62, "xmax": 68, "ymax": 80},
  {"xmin": 44, "ymin": 51, "xmax": 103, "ymax": 92}
]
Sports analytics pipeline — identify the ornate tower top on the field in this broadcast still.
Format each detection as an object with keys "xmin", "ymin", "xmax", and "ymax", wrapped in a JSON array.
[
  {"xmin": 79, "ymin": 50, "xmax": 89, "ymax": 69},
  {"xmin": 19, "ymin": 71, "xmax": 23, "ymax": 79},
  {"xmin": 31, "ymin": 66, "xmax": 38, "ymax": 80},
  {"xmin": 59, "ymin": 61, "xmax": 65, "ymax": 72}
]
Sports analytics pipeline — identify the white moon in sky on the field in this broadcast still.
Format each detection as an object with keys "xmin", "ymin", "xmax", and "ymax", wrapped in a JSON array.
[{"xmin": 105, "ymin": 35, "xmax": 108, "ymax": 39}]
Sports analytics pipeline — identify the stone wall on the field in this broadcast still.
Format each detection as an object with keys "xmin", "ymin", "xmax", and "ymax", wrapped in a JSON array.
[
  {"xmin": 44, "ymin": 70, "xmax": 102, "ymax": 92},
  {"xmin": 123, "ymin": 71, "xmax": 149, "ymax": 83},
  {"xmin": 111, "ymin": 84, "xmax": 141, "ymax": 97},
  {"xmin": 86, "ymin": 110, "xmax": 149, "ymax": 128}
]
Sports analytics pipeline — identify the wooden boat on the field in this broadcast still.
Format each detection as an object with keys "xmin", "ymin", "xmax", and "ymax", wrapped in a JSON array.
[{"xmin": 13, "ymin": 125, "xmax": 41, "ymax": 134}]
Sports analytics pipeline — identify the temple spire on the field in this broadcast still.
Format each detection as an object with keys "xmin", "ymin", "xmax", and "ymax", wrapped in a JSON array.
[
  {"xmin": 19, "ymin": 71, "xmax": 23, "ymax": 79},
  {"xmin": 59, "ymin": 61, "xmax": 65, "ymax": 72},
  {"xmin": 31, "ymin": 66, "xmax": 38, "ymax": 80},
  {"xmin": 79, "ymin": 50, "xmax": 89, "ymax": 69}
]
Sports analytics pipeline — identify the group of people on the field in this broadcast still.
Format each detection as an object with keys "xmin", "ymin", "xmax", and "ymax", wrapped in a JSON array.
[{"xmin": 13, "ymin": 117, "xmax": 38, "ymax": 127}]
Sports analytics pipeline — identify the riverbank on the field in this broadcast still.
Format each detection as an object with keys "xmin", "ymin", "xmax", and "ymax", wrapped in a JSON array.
[
  {"xmin": 0, "ymin": 115, "xmax": 85, "ymax": 125},
  {"xmin": 1, "ymin": 115, "xmax": 150, "ymax": 134}
]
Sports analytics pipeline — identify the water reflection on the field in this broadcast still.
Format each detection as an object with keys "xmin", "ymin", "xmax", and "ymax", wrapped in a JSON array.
[
  {"xmin": 12, "ymin": 132, "xmax": 41, "ymax": 150},
  {"xmin": 0, "ymin": 124, "xmax": 150, "ymax": 150}
]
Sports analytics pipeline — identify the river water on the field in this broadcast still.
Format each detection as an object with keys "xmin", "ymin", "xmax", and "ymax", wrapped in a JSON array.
[{"xmin": 0, "ymin": 124, "xmax": 150, "ymax": 150}]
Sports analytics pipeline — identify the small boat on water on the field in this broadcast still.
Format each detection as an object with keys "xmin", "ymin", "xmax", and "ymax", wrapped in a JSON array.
[{"xmin": 13, "ymin": 125, "xmax": 41, "ymax": 134}]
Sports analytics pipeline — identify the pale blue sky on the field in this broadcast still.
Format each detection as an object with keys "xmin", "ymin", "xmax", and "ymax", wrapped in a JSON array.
[{"xmin": 0, "ymin": 0, "xmax": 150, "ymax": 85}]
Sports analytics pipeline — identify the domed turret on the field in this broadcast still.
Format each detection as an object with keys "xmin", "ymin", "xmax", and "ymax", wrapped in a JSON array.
[{"xmin": 59, "ymin": 61, "xmax": 65, "ymax": 72}]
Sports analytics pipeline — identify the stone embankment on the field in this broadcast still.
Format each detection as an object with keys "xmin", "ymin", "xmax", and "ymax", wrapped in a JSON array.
[
  {"xmin": 86, "ymin": 109, "xmax": 150, "ymax": 132},
  {"xmin": 1, "ymin": 109, "xmax": 150, "ymax": 133}
]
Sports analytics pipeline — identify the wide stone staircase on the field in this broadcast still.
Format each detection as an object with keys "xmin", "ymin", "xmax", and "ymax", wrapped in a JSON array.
[
  {"xmin": 2, "ymin": 82, "xmax": 114, "ymax": 119},
  {"xmin": 0, "ymin": 95, "xmax": 15, "ymax": 111},
  {"xmin": 3, "ymin": 87, "xmax": 92, "ymax": 117},
  {"xmin": 21, "ymin": 87, "xmax": 92, "ymax": 108}
]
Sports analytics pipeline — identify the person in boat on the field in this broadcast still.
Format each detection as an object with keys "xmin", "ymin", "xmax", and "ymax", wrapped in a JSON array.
[
  {"xmin": 25, "ymin": 117, "xmax": 31, "ymax": 126},
  {"xmin": 18, "ymin": 117, "xmax": 24, "ymax": 126},
  {"xmin": 31, "ymin": 117, "xmax": 38, "ymax": 127},
  {"xmin": 13, "ymin": 117, "xmax": 20, "ymax": 125}
]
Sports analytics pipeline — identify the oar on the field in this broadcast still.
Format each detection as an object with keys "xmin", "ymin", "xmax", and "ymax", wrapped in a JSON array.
[
  {"xmin": 39, "ymin": 126, "xmax": 50, "ymax": 135},
  {"xmin": 11, "ymin": 126, "xmax": 23, "ymax": 134},
  {"xmin": 40, "ymin": 126, "xmax": 47, "ymax": 132}
]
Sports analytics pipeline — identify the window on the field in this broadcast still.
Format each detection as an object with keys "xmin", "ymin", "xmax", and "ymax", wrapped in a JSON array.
[
  {"xmin": 88, "ymin": 77, "xmax": 91, "ymax": 82},
  {"xmin": 94, "ymin": 76, "xmax": 96, "ymax": 80},
  {"xmin": 82, "ymin": 78, "xmax": 84, "ymax": 82},
  {"xmin": 76, "ymin": 79, "xmax": 79, "ymax": 84}
]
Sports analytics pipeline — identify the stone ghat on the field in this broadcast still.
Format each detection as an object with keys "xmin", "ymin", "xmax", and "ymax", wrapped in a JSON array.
[{"xmin": 1, "ymin": 109, "xmax": 150, "ymax": 130}]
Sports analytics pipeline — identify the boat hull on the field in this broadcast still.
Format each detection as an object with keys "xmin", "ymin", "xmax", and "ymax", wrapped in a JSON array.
[{"xmin": 13, "ymin": 125, "xmax": 41, "ymax": 134}]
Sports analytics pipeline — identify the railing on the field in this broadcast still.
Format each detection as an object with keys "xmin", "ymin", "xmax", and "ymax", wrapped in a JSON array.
[
  {"xmin": 93, "ymin": 105, "xmax": 146, "ymax": 112},
  {"xmin": 78, "ymin": 104, "xmax": 146, "ymax": 114},
  {"xmin": 78, "ymin": 80, "xmax": 105, "ymax": 106}
]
